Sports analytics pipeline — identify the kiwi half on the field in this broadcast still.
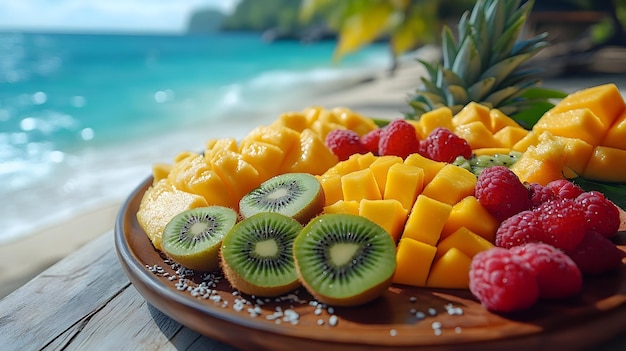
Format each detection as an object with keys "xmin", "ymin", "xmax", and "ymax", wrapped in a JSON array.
[
  {"xmin": 220, "ymin": 212, "xmax": 302, "ymax": 297},
  {"xmin": 238, "ymin": 173, "xmax": 324, "ymax": 224},
  {"xmin": 161, "ymin": 206, "xmax": 237, "ymax": 272},
  {"xmin": 293, "ymin": 213, "xmax": 396, "ymax": 306}
]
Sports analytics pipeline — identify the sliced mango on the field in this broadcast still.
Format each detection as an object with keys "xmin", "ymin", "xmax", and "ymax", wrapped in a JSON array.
[
  {"xmin": 582, "ymin": 146, "xmax": 626, "ymax": 183},
  {"xmin": 403, "ymin": 195, "xmax": 452, "ymax": 246},
  {"xmin": 548, "ymin": 83, "xmax": 625, "ymax": 128},
  {"xmin": 359, "ymin": 199, "xmax": 408, "ymax": 242},
  {"xmin": 454, "ymin": 120, "xmax": 499, "ymax": 149},
  {"xmin": 323, "ymin": 200, "xmax": 360, "ymax": 215},
  {"xmin": 393, "ymin": 238, "xmax": 437, "ymax": 287},
  {"xmin": 368, "ymin": 155, "xmax": 403, "ymax": 196},
  {"xmin": 421, "ymin": 164, "xmax": 477, "ymax": 206},
  {"xmin": 602, "ymin": 109, "xmax": 626, "ymax": 149},
  {"xmin": 403, "ymin": 153, "xmax": 446, "ymax": 185},
  {"xmin": 383, "ymin": 163, "xmax": 424, "ymax": 210},
  {"xmin": 417, "ymin": 106, "xmax": 454, "ymax": 137},
  {"xmin": 441, "ymin": 196, "xmax": 498, "ymax": 242},
  {"xmin": 426, "ymin": 247, "xmax": 472, "ymax": 289},
  {"xmin": 341, "ymin": 168, "xmax": 382, "ymax": 201},
  {"xmin": 533, "ymin": 108, "xmax": 606, "ymax": 145},
  {"xmin": 435, "ymin": 227, "xmax": 495, "ymax": 261}
]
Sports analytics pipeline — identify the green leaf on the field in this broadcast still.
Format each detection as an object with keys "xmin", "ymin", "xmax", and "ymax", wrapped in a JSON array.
[
  {"xmin": 517, "ymin": 87, "xmax": 568, "ymax": 100},
  {"xmin": 441, "ymin": 26, "xmax": 457, "ymax": 69},
  {"xmin": 484, "ymin": 86, "xmax": 519, "ymax": 106},
  {"xmin": 467, "ymin": 77, "xmax": 496, "ymax": 101},
  {"xmin": 447, "ymin": 85, "xmax": 469, "ymax": 105},
  {"xmin": 571, "ymin": 178, "xmax": 626, "ymax": 210},
  {"xmin": 509, "ymin": 101, "xmax": 555, "ymax": 128}
]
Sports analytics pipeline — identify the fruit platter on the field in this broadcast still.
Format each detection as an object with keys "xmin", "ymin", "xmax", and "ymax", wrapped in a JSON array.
[{"xmin": 115, "ymin": 1, "xmax": 626, "ymax": 350}]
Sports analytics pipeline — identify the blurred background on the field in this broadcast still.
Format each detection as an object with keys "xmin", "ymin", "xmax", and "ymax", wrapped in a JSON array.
[{"xmin": 1, "ymin": 0, "xmax": 625, "ymax": 297}]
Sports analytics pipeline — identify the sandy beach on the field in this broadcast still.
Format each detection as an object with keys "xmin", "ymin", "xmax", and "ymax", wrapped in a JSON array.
[{"xmin": 2, "ymin": 45, "xmax": 626, "ymax": 299}]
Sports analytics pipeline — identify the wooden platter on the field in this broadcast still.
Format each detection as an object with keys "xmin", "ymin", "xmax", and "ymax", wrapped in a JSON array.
[{"xmin": 115, "ymin": 177, "xmax": 626, "ymax": 351}]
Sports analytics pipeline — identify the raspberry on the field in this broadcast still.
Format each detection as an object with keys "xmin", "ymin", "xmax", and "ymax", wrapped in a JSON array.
[
  {"xmin": 360, "ymin": 128, "xmax": 381, "ymax": 155},
  {"xmin": 419, "ymin": 127, "xmax": 472, "ymax": 163},
  {"xmin": 511, "ymin": 243, "xmax": 582, "ymax": 299},
  {"xmin": 566, "ymin": 230, "xmax": 625, "ymax": 275},
  {"xmin": 325, "ymin": 129, "xmax": 367, "ymax": 161},
  {"xmin": 545, "ymin": 179, "xmax": 584, "ymax": 199},
  {"xmin": 527, "ymin": 182, "xmax": 558, "ymax": 208},
  {"xmin": 474, "ymin": 166, "xmax": 532, "ymax": 222},
  {"xmin": 378, "ymin": 119, "xmax": 420, "ymax": 158},
  {"xmin": 469, "ymin": 247, "xmax": 539, "ymax": 313},
  {"xmin": 534, "ymin": 198, "xmax": 586, "ymax": 252},
  {"xmin": 495, "ymin": 210, "xmax": 545, "ymax": 248},
  {"xmin": 575, "ymin": 191, "xmax": 620, "ymax": 238}
]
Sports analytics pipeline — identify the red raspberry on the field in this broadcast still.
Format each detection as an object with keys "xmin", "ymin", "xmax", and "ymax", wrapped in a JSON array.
[
  {"xmin": 378, "ymin": 119, "xmax": 420, "ymax": 158},
  {"xmin": 469, "ymin": 247, "xmax": 539, "ymax": 313},
  {"xmin": 575, "ymin": 191, "xmax": 620, "ymax": 238},
  {"xmin": 495, "ymin": 210, "xmax": 545, "ymax": 248},
  {"xmin": 475, "ymin": 166, "xmax": 532, "ymax": 222},
  {"xmin": 360, "ymin": 128, "xmax": 381, "ymax": 155},
  {"xmin": 534, "ymin": 198, "xmax": 586, "ymax": 252},
  {"xmin": 419, "ymin": 127, "xmax": 472, "ymax": 163},
  {"xmin": 511, "ymin": 243, "xmax": 582, "ymax": 299},
  {"xmin": 545, "ymin": 179, "xmax": 584, "ymax": 199},
  {"xmin": 566, "ymin": 230, "xmax": 625, "ymax": 275},
  {"xmin": 325, "ymin": 129, "xmax": 368, "ymax": 161},
  {"xmin": 527, "ymin": 182, "xmax": 558, "ymax": 208}
]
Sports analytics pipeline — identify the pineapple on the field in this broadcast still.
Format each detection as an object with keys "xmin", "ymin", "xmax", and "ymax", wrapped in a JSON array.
[{"xmin": 407, "ymin": 0, "xmax": 564, "ymax": 125}]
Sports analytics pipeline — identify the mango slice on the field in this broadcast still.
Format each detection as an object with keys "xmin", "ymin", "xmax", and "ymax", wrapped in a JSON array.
[
  {"xmin": 393, "ymin": 238, "xmax": 437, "ymax": 287},
  {"xmin": 548, "ymin": 83, "xmax": 625, "ymax": 128},
  {"xmin": 341, "ymin": 168, "xmax": 381, "ymax": 201},
  {"xmin": 359, "ymin": 199, "xmax": 408, "ymax": 242},
  {"xmin": 421, "ymin": 164, "xmax": 476, "ymax": 206},
  {"xmin": 426, "ymin": 247, "xmax": 472, "ymax": 289},
  {"xmin": 533, "ymin": 108, "xmax": 606, "ymax": 146},
  {"xmin": 383, "ymin": 163, "xmax": 424, "ymax": 210},
  {"xmin": 403, "ymin": 195, "xmax": 452, "ymax": 246},
  {"xmin": 582, "ymin": 146, "xmax": 626, "ymax": 182}
]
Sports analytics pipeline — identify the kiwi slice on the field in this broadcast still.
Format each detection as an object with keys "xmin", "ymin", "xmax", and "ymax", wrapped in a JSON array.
[
  {"xmin": 293, "ymin": 213, "xmax": 396, "ymax": 306},
  {"xmin": 161, "ymin": 206, "xmax": 237, "ymax": 272},
  {"xmin": 220, "ymin": 212, "xmax": 302, "ymax": 297},
  {"xmin": 238, "ymin": 173, "xmax": 324, "ymax": 224}
]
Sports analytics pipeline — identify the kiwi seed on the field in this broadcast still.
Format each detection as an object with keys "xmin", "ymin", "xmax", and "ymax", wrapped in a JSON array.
[
  {"xmin": 220, "ymin": 212, "xmax": 303, "ymax": 297},
  {"xmin": 293, "ymin": 213, "xmax": 396, "ymax": 306},
  {"xmin": 238, "ymin": 172, "xmax": 324, "ymax": 224},
  {"xmin": 161, "ymin": 206, "xmax": 237, "ymax": 272}
]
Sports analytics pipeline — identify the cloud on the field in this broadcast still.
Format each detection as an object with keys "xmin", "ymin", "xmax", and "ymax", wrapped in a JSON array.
[{"xmin": 0, "ymin": 0, "xmax": 240, "ymax": 32}]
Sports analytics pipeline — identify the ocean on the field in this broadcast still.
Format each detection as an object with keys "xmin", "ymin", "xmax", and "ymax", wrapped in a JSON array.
[{"xmin": 0, "ymin": 31, "xmax": 391, "ymax": 243}]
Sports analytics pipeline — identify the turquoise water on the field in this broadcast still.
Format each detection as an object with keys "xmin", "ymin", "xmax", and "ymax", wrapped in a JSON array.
[{"xmin": 0, "ymin": 31, "xmax": 390, "ymax": 242}]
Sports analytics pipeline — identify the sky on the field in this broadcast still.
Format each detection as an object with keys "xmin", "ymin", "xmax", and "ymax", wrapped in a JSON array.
[{"xmin": 0, "ymin": 0, "xmax": 241, "ymax": 33}]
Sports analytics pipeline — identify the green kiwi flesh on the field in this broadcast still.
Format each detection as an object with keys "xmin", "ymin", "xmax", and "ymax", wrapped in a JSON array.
[
  {"xmin": 238, "ymin": 173, "xmax": 324, "ymax": 224},
  {"xmin": 293, "ymin": 213, "xmax": 396, "ymax": 306},
  {"xmin": 221, "ymin": 212, "xmax": 302, "ymax": 297},
  {"xmin": 162, "ymin": 206, "xmax": 237, "ymax": 272}
]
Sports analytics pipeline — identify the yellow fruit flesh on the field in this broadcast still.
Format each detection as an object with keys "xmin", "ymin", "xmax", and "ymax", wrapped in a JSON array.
[
  {"xmin": 440, "ymin": 196, "xmax": 498, "ymax": 242},
  {"xmin": 403, "ymin": 153, "xmax": 445, "ymax": 184},
  {"xmin": 368, "ymin": 155, "xmax": 403, "ymax": 196},
  {"xmin": 421, "ymin": 164, "xmax": 477, "ymax": 206},
  {"xmin": 602, "ymin": 109, "xmax": 626, "ymax": 149},
  {"xmin": 582, "ymin": 146, "xmax": 626, "ymax": 182},
  {"xmin": 136, "ymin": 179, "xmax": 209, "ymax": 251},
  {"xmin": 393, "ymin": 238, "xmax": 437, "ymax": 287},
  {"xmin": 454, "ymin": 121, "xmax": 499, "ymax": 150},
  {"xmin": 239, "ymin": 140, "xmax": 285, "ymax": 182},
  {"xmin": 403, "ymin": 195, "xmax": 452, "ymax": 246},
  {"xmin": 493, "ymin": 126, "xmax": 529, "ymax": 149},
  {"xmin": 383, "ymin": 163, "xmax": 424, "ymax": 210},
  {"xmin": 489, "ymin": 108, "xmax": 524, "ymax": 132},
  {"xmin": 282, "ymin": 128, "xmax": 338, "ymax": 175},
  {"xmin": 323, "ymin": 200, "xmax": 360, "ymax": 215},
  {"xmin": 426, "ymin": 247, "xmax": 472, "ymax": 289},
  {"xmin": 417, "ymin": 107, "xmax": 454, "ymax": 137},
  {"xmin": 341, "ymin": 168, "xmax": 382, "ymax": 201},
  {"xmin": 452, "ymin": 102, "xmax": 491, "ymax": 127},
  {"xmin": 548, "ymin": 83, "xmax": 625, "ymax": 128},
  {"xmin": 435, "ymin": 227, "xmax": 494, "ymax": 261},
  {"xmin": 359, "ymin": 199, "xmax": 408, "ymax": 242},
  {"xmin": 533, "ymin": 108, "xmax": 607, "ymax": 145}
]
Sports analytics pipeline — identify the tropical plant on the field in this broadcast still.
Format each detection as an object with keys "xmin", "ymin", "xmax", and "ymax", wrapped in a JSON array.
[{"xmin": 406, "ymin": 0, "xmax": 566, "ymax": 126}]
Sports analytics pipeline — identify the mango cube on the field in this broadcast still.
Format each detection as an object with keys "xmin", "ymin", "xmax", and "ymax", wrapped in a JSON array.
[
  {"xmin": 533, "ymin": 108, "xmax": 607, "ymax": 145},
  {"xmin": 489, "ymin": 108, "xmax": 524, "ymax": 132},
  {"xmin": 359, "ymin": 199, "xmax": 408, "ymax": 242},
  {"xmin": 435, "ymin": 227, "xmax": 495, "ymax": 261},
  {"xmin": 452, "ymin": 102, "xmax": 491, "ymax": 127},
  {"xmin": 426, "ymin": 247, "xmax": 472, "ymax": 289},
  {"xmin": 152, "ymin": 163, "xmax": 172, "ymax": 182},
  {"xmin": 356, "ymin": 152, "xmax": 378, "ymax": 169},
  {"xmin": 393, "ymin": 238, "xmax": 437, "ymax": 287},
  {"xmin": 582, "ymin": 146, "xmax": 626, "ymax": 183},
  {"xmin": 549, "ymin": 83, "xmax": 625, "ymax": 128},
  {"xmin": 493, "ymin": 126, "xmax": 530, "ymax": 149},
  {"xmin": 239, "ymin": 140, "xmax": 285, "ymax": 182},
  {"xmin": 322, "ymin": 153, "xmax": 363, "ymax": 177},
  {"xmin": 417, "ymin": 107, "xmax": 454, "ymax": 137},
  {"xmin": 441, "ymin": 196, "xmax": 498, "ymax": 242},
  {"xmin": 602, "ymin": 109, "xmax": 626, "ymax": 149},
  {"xmin": 210, "ymin": 150, "xmax": 260, "ymax": 205},
  {"xmin": 403, "ymin": 195, "xmax": 452, "ymax": 246},
  {"xmin": 368, "ymin": 155, "xmax": 403, "ymax": 196},
  {"xmin": 341, "ymin": 168, "xmax": 382, "ymax": 201},
  {"xmin": 403, "ymin": 153, "xmax": 446, "ymax": 184},
  {"xmin": 512, "ymin": 131, "xmax": 539, "ymax": 152},
  {"xmin": 383, "ymin": 163, "xmax": 425, "ymax": 210},
  {"xmin": 323, "ymin": 200, "xmax": 360, "ymax": 215},
  {"xmin": 421, "ymin": 164, "xmax": 477, "ymax": 206},
  {"xmin": 318, "ymin": 174, "xmax": 343, "ymax": 206},
  {"xmin": 454, "ymin": 121, "xmax": 499, "ymax": 149},
  {"xmin": 282, "ymin": 128, "xmax": 338, "ymax": 175},
  {"xmin": 273, "ymin": 111, "xmax": 309, "ymax": 132}
]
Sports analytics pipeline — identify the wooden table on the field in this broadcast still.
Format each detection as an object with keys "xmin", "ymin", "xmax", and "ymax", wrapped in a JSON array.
[{"xmin": 1, "ymin": 230, "xmax": 625, "ymax": 351}]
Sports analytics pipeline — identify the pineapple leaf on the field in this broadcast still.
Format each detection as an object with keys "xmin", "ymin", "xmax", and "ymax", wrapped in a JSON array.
[
  {"xmin": 467, "ymin": 77, "xmax": 496, "ymax": 101},
  {"xmin": 484, "ymin": 86, "xmax": 520, "ymax": 106},
  {"xmin": 491, "ymin": 16, "xmax": 527, "ymax": 64},
  {"xmin": 420, "ymin": 77, "xmax": 444, "ymax": 94},
  {"xmin": 441, "ymin": 26, "xmax": 457, "ymax": 69},
  {"xmin": 417, "ymin": 59, "xmax": 439, "ymax": 81},
  {"xmin": 452, "ymin": 34, "xmax": 481, "ymax": 84},
  {"xmin": 512, "ymin": 32, "xmax": 549, "ymax": 56},
  {"xmin": 479, "ymin": 53, "xmax": 534, "ymax": 86},
  {"xmin": 456, "ymin": 11, "xmax": 470, "ymax": 48},
  {"xmin": 441, "ymin": 68, "xmax": 465, "ymax": 87},
  {"xmin": 485, "ymin": 0, "xmax": 505, "ymax": 37},
  {"xmin": 447, "ymin": 85, "xmax": 469, "ymax": 105}
]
